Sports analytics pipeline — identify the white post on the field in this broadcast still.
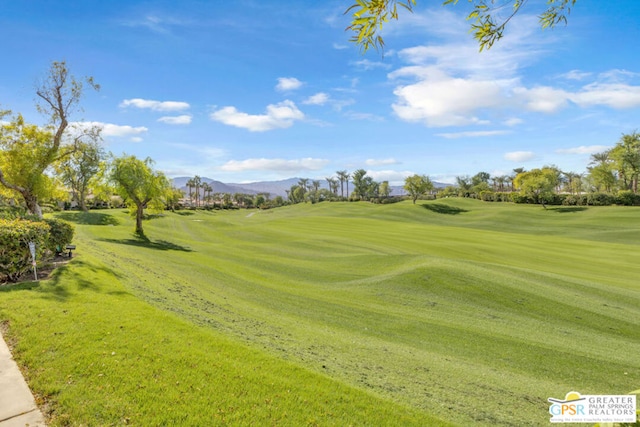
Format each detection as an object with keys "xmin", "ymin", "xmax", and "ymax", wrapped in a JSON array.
[{"xmin": 28, "ymin": 241, "xmax": 37, "ymax": 281}]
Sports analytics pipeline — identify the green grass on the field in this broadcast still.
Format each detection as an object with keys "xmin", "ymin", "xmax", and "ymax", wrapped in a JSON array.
[{"xmin": 2, "ymin": 199, "xmax": 639, "ymax": 426}]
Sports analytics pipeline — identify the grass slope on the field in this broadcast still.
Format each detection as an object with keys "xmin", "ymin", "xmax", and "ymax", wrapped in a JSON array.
[
  {"xmin": 2, "ymin": 199, "xmax": 640, "ymax": 426},
  {"xmin": 0, "ymin": 245, "xmax": 445, "ymax": 425}
]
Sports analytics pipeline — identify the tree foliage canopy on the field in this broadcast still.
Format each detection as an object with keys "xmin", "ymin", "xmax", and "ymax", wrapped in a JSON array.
[
  {"xmin": 346, "ymin": 0, "xmax": 577, "ymax": 52},
  {"xmin": 403, "ymin": 174, "xmax": 433, "ymax": 204},
  {"xmin": 513, "ymin": 167, "xmax": 559, "ymax": 208},
  {"xmin": 0, "ymin": 117, "xmax": 59, "ymax": 215},
  {"xmin": 0, "ymin": 61, "xmax": 100, "ymax": 217},
  {"xmin": 55, "ymin": 140, "xmax": 104, "ymax": 212},
  {"xmin": 110, "ymin": 154, "xmax": 170, "ymax": 235},
  {"xmin": 608, "ymin": 132, "xmax": 640, "ymax": 194}
]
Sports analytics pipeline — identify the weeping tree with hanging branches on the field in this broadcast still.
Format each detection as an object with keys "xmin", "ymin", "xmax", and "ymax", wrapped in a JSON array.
[
  {"xmin": 109, "ymin": 154, "xmax": 170, "ymax": 236},
  {"xmin": 346, "ymin": 0, "xmax": 577, "ymax": 52}
]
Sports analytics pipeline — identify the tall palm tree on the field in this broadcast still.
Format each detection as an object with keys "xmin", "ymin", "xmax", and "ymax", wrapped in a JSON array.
[
  {"xmin": 590, "ymin": 151, "xmax": 610, "ymax": 166},
  {"xmin": 297, "ymin": 178, "xmax": 309, "ymax": 193},
  {"xmin": 493, "ymin": 175, "xmax": 507, "ymax": 192},
  {"xmin": 186, "ymin": 178, "xmax": 195, "ymax": 207},
  {"xmin": 326, "ymin": 177, "xmax": 339, "ymax": 195},
  {"xmin": 202, "ymin": 182, "xmax": 213, "ymax": 206},
  {"xmin": 561, "ymin": 171, "xmax": 578, "ymax": 194},
  {"xmin": 336, "ymin": 170, "xmax": 348, "ymax": 198},
  {"xmin": 193, "ymin": 176, "xmax": 202, "ymax": 208}
]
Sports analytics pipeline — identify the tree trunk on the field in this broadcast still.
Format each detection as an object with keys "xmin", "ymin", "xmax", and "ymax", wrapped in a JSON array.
[
  {"xmin": 25, "ymin": 193, "xmax": 44, "ymax": 219},
  {"xmin": 135, "ymin": 203, "xmax": 145, "ymax": 236},
  {"xmin": 0, "ymin": 170, "xmax": 43, "ymax": 218}
]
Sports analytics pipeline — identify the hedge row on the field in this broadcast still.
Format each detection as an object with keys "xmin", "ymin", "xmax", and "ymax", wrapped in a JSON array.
[
  {"xmin": 0, "ymin": 217, "xmax": 74, "ymax": 283},
  {"xmin": 472, "ymin": 191, "xmax": 640, "ymax": 206}
]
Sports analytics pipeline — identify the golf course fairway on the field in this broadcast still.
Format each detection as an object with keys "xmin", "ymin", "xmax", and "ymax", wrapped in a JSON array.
[{"xmin": 1, "ymin": 198, "xmax": 638, "ymax": 426}]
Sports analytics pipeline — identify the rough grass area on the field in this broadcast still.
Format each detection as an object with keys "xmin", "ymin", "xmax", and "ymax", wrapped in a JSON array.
[{"xmin": 2, "ymin": 199, "xmax": 639, "ymax": 426}]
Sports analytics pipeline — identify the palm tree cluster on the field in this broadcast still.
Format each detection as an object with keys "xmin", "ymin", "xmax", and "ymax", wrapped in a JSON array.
[{"xmin": 285, "ymin": 169, "xmax": 394, "ymax": 204}]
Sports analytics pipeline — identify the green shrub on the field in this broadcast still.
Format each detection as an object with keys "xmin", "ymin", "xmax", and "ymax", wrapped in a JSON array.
[
  {"xmin": 0, "ymin": 218, "xmax": 50, "ymax": 282},
  {"xmin": 436, "ymin": 186, "xmax": 458, "ymax": 198},
  {"xmin": 43, "ymin": 218, "xmax": 74, "ymax": 255},
  {"xmin": 493, "ymin": 192, "xmax": 511, "ymax": 202},
  {"xmin": 0, "ymin": 208, "xmax": 38, "ymax": 221},
  {"xmin": 379, "ymin": 196, "xmax": 406, "ymax": 204},
  {"xmin": 544, "ymin": 193, "xmax": 564, "ymax": 206},
  {"xmin": 586, "ymin": 192, "xmax": 615, "ymax": 206},
  {"xmin": 615, "ymin": 190, "xmax": 640, "ymax": 206},
  {"xmin": 479, "ymin": 191, "xmax": 495, "ymax": 202},
  {"xmin": 509, "ymin": 193, "xmax": 533, "ymax": 204},
  {"xmin": 562, "ymin": 195, "xmax": 580, "ymax": 206}
]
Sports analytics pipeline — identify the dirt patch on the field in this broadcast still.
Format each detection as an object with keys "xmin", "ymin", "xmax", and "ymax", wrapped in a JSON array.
[{"xmin": 0, "ymin": 255, "xmax": 73, "ymax": 286}]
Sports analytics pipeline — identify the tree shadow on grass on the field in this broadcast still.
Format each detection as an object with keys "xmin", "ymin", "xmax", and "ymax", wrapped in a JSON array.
[
  {"xmin": 56, "ymin": 211, "xmax": 121, "ymax": 226},
  {"xmin": 550, "ymin": 207, "xmax": 588, "ymax": 213},
  {"xmin": 0, "ymin": 281, "xmax": 40, "ymax": 293},
  {"xmin": 421, "ymin": 203, "xmax": 469, "ymax": 215},
  {"xmin": 1, "ymin": 259, "xmax": 128, "ymax": 302},
  {"xmin": 143, "ymin": 213, "xmax": 166, "ymax": 221},
  {"xmin": 173, "ymin": 211, "xmax": 195, "ymax": 216},
  {"xmin": 98, "ymin": 236, "xmax": 193, "ymax": 252}
]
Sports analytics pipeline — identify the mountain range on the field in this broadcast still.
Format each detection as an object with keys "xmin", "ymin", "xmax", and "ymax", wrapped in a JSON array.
[{"xmin": 171, "ymin": 177, "xmax": 448, "ymax": 198}]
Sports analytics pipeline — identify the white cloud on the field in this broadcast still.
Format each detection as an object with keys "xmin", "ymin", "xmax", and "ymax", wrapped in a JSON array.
[
  {"xmin": 504, "ymin": 151, "xmax": 535, "ymax": 162},
  {"xmin": 101, "ymin": 123, "xmax": 148, "ymax": 138},
  {"xmin": 210, "ymin": 100, "xmax": 304, "ymax": 132},
  {"xmin": 72, "ymin": 121, "xmax": 148, "ymax": 141},
  {"xmin": 276, "ymin": 77, "xmax": 303, "ymax": 91},
  {"xmin": 365, "ymin": 158, "xmax": 399, "ymax": 166},
  {"xmin": 168, "ymin": 143, "xmax": 227, "ymax": 160},
  {"xmin": 504, "ymin": 118, "xmax": 524, "ymax": 127},
  {"xmin": 119, "ymin": 14, "xmax": 190, "ymax": 34},
  {"xmin": 556, "ymin": 145, "xmax": 611, "ymax": 155},
  {"xmin": 385, "ymin": 11, "xmax": 640, "ymax": 128},
  {"xmin": 514, "ymin": 86, "xmax": 570, "ymax": 113},
  {"xmin": 437, "ymin": 130, "xmax": 510, "ymax": 139},
  {"xmin": 158, "ymin": 115, "xmax": 192, "ymax": 125},
  {"xmin": 570, "ymin": 83, "xmax": 640, "ymax": 109},
  {"xmin": 221, "ymin": 157, "xmax": 329, "ymax": 172},
  {"xmin": 559, "ymin": 70, "xmax": 592, "ymax": 81},
  {"xmin": 513, "ymin": 82, "xmax": 640, "ymax": 112},
  {"xmin": 351, "ymin": 59, "xmax": 392, "ymax": 71},
  {"xmin": 394, "ymin": 11, "xmax": 548, "ymax": 79},
  {"xmin": 302, "ymin": 92, "xmax": 354, "ymax": 111},
  {"xmin": 120, "ymin": 98, "xmax": 190, "ymax": 112},
  {"xmin": 332, "ymin": 43, "xmax": 348, "ymax": 50},
  {"xmin": 390, "ymin": 66, "xmax": 512, "ymax": 127},
  {"xmin": 303, "ymin": 92, "xmax": 329, "ymax": 105},
  {"xmin": 366, "ymin": 170, "xmax": 416, "ymax": 185},
  {"xmin": 344, "ymin": 111, "xmax": 385, "ymax": 121},
  {"xmin": 597, "ymin": 69, "xmax": 640, "ymax": 83}
]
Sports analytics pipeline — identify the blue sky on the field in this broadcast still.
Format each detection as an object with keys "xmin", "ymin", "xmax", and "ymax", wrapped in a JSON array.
[{"xmin": 1, "ymin": 0, "xmax": 640, "ymax": 184}]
